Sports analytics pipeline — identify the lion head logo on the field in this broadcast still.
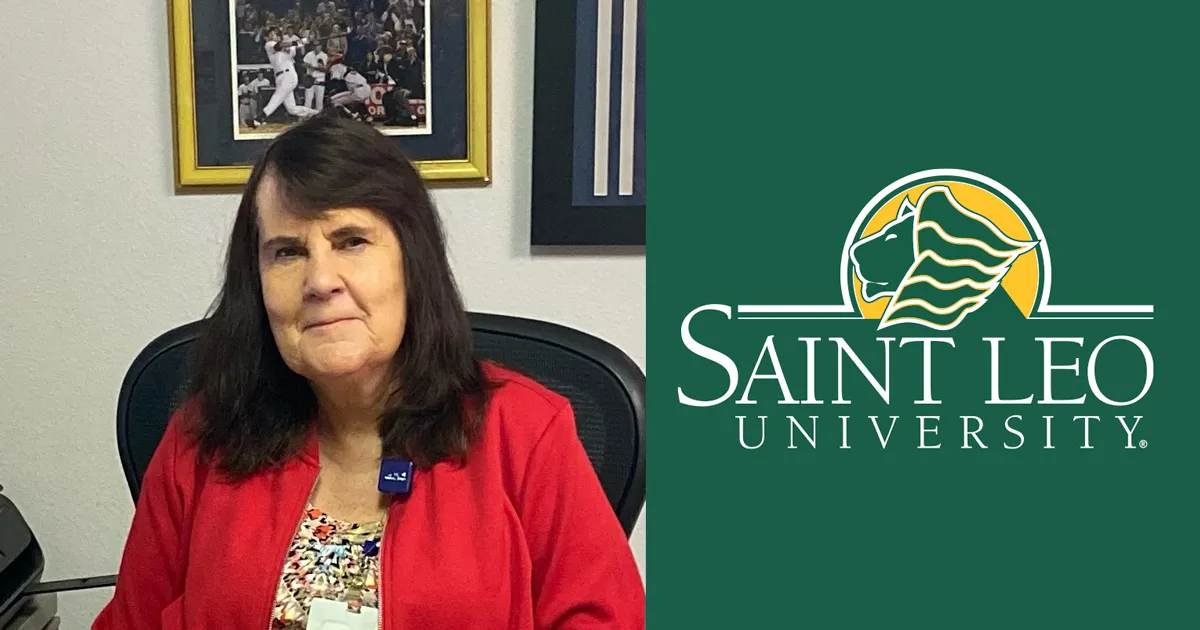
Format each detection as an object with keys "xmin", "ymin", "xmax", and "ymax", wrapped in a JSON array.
[{"xmin": 849, "ymin": 185, "xmax": 1038, "ymax": 330}]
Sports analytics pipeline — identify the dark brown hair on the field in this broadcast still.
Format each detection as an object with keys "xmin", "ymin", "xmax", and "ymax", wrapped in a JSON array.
[{"xmin": 187, "ymin": 115, "xmax": 492, "ymax": 478}]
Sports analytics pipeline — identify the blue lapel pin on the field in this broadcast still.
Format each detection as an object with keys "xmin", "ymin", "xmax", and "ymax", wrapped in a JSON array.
[{"xmin": 378, "ymin": 458, "xmax": 414, "ymax": 494}]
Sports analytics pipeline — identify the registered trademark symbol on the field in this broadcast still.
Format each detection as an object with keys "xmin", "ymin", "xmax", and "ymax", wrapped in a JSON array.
[{"xmin": 1139, "ymin": 440, "xmax": 1148, "ymax": 449}]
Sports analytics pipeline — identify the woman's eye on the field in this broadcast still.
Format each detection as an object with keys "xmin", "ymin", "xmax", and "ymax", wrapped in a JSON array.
[
  {"xmin": 343, "ymin": 237, "xmax": 369, "ymax": 249},
  {"xmin": 275, "ymin": 247, "xmax": 301, "ymax": 259}
]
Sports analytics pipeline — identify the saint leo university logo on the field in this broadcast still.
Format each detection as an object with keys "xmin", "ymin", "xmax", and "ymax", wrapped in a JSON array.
[
  {"xmin": 741, "ymin": 168, "xmax": 1154, "ymax": 325},
  {"xmin": 679, "ymin": 168, "xmax": 1158, "ymax": 451}
]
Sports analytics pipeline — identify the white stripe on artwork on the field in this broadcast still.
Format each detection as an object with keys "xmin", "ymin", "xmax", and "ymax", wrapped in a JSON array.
[
  {"xmin": 618, "ymin": 0, "xmax": 638, "ymax": 196},
  {"xmin": 593, "ymin": 0, "xmax": 613, "ymax": 197}
]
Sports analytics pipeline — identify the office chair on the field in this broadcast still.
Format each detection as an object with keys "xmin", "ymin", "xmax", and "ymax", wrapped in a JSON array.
[{"xmin": 25, "ymin": 312, "xmax": 645, "ymax": 596}]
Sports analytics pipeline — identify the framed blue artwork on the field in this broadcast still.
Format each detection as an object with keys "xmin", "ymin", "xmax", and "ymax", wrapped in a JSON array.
[{"xmin": 531, "ymin": 0, "xmax": 646, "ymax": 246}]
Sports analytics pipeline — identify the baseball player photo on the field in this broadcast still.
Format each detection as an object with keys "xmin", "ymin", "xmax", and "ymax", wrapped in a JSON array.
[
  {"xmin": 230, "ymin": 0, "xmax": 432, "ymax": 139},
  {"xmin": 330, "ymin": 67, "xmax": 373, "ymax": 121},
  {"xmin": 303, "ymin": 42, "xmax": 329, "ymax": 114},
  {"xmin": 246, "ymin": 27, "xmax": 320, "ymax": 129}
]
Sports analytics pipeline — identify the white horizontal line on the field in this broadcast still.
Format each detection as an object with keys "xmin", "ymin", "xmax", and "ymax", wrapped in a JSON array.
[
  {"xmin": 738, "ymin": 316, "xmax": 864, "ymax": 320},
  {"xmin": 1038, "ymin": 304, "xmax": 1154, "ymax": 314},
  {"xmin": 738, "ymin": 305, "xmax": 854, "ymax": 314},
  {"xmin": 741, "ymin": 315, "xmax": 1154, "ymax": 321},
  {"xmin": 738, "ymin": 304, "xmax": 1154, "ymax": 315},
  {"xmin": 741, "ymin": 315, "xmax": 1153, "ymax": 322}
]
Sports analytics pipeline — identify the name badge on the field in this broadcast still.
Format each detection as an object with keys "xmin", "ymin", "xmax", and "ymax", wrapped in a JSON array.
[
  {"xmin": 306, "ymin": 598, "xmax": 379, "ymax": 630},
  {"xmin": 378, "ymin": 458, "xmax": 413, "ymax": 494}
]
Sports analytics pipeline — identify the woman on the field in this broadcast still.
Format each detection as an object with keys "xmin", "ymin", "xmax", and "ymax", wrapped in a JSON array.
[{"xmin": 92, "ymin": 116, "xmax": 645, "ymax": 629}]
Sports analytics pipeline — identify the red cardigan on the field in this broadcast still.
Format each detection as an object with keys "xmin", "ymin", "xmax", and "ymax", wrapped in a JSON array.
[{"xmin": 92, "ymin": 364, "xmax": 645, "ymax": 629}]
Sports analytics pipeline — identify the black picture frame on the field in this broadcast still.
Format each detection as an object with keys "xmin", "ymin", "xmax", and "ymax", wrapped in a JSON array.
[{"xmin": 531, "ymin": 0, "xmax": 645, "ymax": 246}]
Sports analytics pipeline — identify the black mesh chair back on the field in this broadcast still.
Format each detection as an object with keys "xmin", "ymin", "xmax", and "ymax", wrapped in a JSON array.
[{"xmin": 116, "ymin": 313, "xmax": 647, "ymax": 535}]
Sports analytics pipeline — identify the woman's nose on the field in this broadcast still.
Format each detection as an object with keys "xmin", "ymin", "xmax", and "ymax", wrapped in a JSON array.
[{"xmin": 303, "ymin": 250, "xmax": 345, "ymax": 298}]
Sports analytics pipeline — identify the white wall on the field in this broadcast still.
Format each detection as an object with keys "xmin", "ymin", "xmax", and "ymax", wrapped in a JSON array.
[{"xmin": 0, "ymin": 1, "xmax": 645, "ymax": 626}]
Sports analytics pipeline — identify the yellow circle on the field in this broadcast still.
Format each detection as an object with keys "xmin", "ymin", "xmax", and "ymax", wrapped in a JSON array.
[{"xmin": 853, "ymin": 181, "xmax": 1039, "ymax": 319}]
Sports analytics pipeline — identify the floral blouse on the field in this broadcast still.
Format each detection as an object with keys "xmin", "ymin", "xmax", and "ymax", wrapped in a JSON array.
[{"xmin": 271, "ymin": 504, "xmax": 385, "ymax": 629}]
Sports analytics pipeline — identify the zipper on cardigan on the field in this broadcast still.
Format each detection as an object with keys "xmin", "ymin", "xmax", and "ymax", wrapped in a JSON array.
[
  {"xmin": 266, "ymin": 471, "xmax": 322, "ymax": 630},
  {"xmin": 377, "ymin": 508, "xmax": 389, "ymax": 630}
]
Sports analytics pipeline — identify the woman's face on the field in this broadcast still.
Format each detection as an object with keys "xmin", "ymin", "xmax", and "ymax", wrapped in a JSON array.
[{"xmin": 255, "ymin": 175, "xmax": 407, "ymax": 384}]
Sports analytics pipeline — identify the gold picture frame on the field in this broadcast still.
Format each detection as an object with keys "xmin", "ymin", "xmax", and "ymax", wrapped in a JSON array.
[{"xmin": 167, "ymin": 0, "xmax": 491, "ymax": 191}]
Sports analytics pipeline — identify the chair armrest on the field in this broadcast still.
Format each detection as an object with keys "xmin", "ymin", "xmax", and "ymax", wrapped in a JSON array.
[{"xmin": 22, "ymin": 575, "xmax": 117, "ymax": 595}]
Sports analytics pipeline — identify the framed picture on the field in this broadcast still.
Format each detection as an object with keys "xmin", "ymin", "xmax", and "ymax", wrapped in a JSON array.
[
  {"xmin": 531, "ymin": 0, "xmax": 645, "ymax": 246},
  {"xmin": 168, "ymin": 0, "xmax": 490, "ymax": 190}
]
